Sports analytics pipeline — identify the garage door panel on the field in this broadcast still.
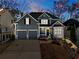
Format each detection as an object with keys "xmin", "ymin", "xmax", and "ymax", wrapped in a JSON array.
[
  {"xmin": 18, "ymin": 31, "xmax": 27, "ymax": 39},
  {"xmin": 29, "ymin": 31, "xmax": 37, "ymax": 39}
]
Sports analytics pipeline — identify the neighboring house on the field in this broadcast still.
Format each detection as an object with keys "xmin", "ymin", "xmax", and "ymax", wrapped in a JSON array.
[
  {"xmin": 15, "ymin": 12, "xmax": 64, "ymax": 40},
  {"xmin": 76, "ymin": 27, "xmax": 79, "ymax": 42},
  {"xmin": 0, "ymin": 8, "xmax": 15, "ymax": 42},
  {"xmin": 64, "ymin": 19, "xmax": 79, "ymax": 42}
]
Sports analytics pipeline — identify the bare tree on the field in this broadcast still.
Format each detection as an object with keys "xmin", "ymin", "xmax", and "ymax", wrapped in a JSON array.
[{"xmin": 0, "ymin": 0, "xmax": 19, "ymax": 10}]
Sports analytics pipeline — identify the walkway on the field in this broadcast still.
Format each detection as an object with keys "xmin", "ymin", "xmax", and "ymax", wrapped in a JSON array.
[{"xmin": 0, "ymin": 40, "xmax": 41, "ymax": 59}]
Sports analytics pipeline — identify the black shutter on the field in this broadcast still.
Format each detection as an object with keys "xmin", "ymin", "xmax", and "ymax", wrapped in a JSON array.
[
  {"xmin": 39, "ymin": 19, "xmax": 41, "ymax": 23},
  {"xmin": 24, "ymin": 19, "xmax": 26, "ymax": 24},
  {"xmin": 48, "ymin": 20, "xmax": 50, "ymax": 25},
  {"xmin": 29, "ymin": 19, "xmax": 31, "ymax": 24}
]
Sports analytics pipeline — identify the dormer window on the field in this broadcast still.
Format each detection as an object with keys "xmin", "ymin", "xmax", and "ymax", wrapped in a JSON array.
[
  {"xmin": 41, "ymin": 19, "xmax": 48, "ymax": 24},
  {"xmin": 25, "ymin": 18, "xmax": 29, "ymax": 25}
]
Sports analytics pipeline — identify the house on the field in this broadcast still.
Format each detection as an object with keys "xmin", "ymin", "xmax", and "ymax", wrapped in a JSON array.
[
  {"xmin": 64, "ymin": 19, "xmax": 79, "ymax": 42},
  {"xmin": 76, "ymin": 27, "xmax": 79, "ymax": 42},
  {"xmin": 0, "ymin": 8, "xmax": 15, "ymax": 42},
  {"xmin": 15, "ymin": 12, "xmax": 64, "ymax": 40}
]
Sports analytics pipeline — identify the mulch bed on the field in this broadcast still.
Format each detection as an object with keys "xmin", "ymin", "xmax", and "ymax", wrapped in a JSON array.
[
  {"xmin": 0, "ymin": 40, "xmax": 13, "ymax": 54},
  {"xmin": 40, "ymin": 43, "xmax": 78, "ymax": 59}
]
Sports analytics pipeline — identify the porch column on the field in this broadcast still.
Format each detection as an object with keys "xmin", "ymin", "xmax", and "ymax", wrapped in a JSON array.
[
  {"xmin": 14, "ymin": 23, "xmax": 18, "ymax": 39},
  {"xmin": 27, "ymin": 30, "xmax": 29, "ymax": 39},
  {"xmin": 37, "ymin": 24, "xmax": 40, "ymax": 38},
  {"xmin": 37, "ymin": 27, "xmax": 40, "ymax": 38}
]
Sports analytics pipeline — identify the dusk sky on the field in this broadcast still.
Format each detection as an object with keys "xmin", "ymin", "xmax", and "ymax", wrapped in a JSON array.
[
  {"xmin": 16, "ymin": 0, "xmax": 78, "ymax": 12},
  {"xmin": 15, "ymin": 0, "xmax": 79, "ymax": 21}
]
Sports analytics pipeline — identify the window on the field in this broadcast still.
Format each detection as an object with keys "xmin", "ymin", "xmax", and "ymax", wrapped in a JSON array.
[
  {"xmin": 40, "ymin": 28, "xmax": 45, "ymax": 36},
  {"xmin": 41, "ymin": 19, "xmax": 48, "ymax": 24},
  {"xmin": 54, "ymin": 27, "xmax": 63, "ymax": 35},
  {"xmin": 25, "ymin": 18, "xmax": 29, "ymax": 25}
]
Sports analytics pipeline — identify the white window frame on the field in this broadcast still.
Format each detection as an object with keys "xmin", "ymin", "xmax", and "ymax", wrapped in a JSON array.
[
  {"xmin": 41, "ymin": 19, "xmax": 48, "ymax": 24},
  {"xmin": 53, "ymin": 27, "xmax": 63, "ymax": 38},
  {"xmin": 26, "ymin": 18, "xmax": 29, "ymax": 25}
]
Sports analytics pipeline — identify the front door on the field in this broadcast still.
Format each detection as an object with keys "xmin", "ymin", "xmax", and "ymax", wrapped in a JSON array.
[{"xmin": 46, "ymin": 29, "xmax": 49, "ymax": 37}]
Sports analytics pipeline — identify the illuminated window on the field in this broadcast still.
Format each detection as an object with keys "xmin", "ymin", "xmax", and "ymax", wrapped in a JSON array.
[
  {"xmin": 40, "ymin": 28, "xmax": 45, "ymax": 36},
  {"xmin": 40, "ymin": 28, "xmax": 45, "ymax": 34},
  {"xmin": 54, "ymin": 27, "xmax": 63, "ymax": 38},
  {"xmin": 26, "ymin": 18, "xmax": 29, "ymax": 25},
  {"xmin": 41, "ymin": 19, "xmax": 48, "ymax": 24}
]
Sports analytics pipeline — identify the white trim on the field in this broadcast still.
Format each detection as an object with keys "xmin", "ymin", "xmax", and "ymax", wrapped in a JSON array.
[
  {"xmin": 37, "ymin": 24, "xmax": 40, "ymax": 38},
  {"xmin": 16, "ymin": 13, "xmax": 27, "ymax": 22},
  {"xmin": 40, "ymin": 27, "xmax": 50, "ymax": 36},
  {"xmin": 16, "ymin": 14, "xmax": 38, "ymax": 23},
  {"xmin": 13, "ymin": 23, "xmax": 18, "ymax": 39},
  {"xmin": 27, "ymin": 31, "xmax": 29, "ymax": 39},
  {"xmin": 17, "ymin": 29, "xmax": 38, "ymax": 31},
  {"xmin": 41, "ymin": 19, "xmax": 48, "ymax": 24},
  {"xmin": 52, "ymin": 21, "xmax": 64, "ymax": 27},
  {"xmin": 28, "ymin": 14, "xmax": 38, "ymax": 22},
  {"xmin": 17, "ymin": 29, "xmax": 38, "ymax": 39},
  {"xmin": 38, "ymin": 12, "xmax": 51, "ymax": 19},
  {"xmin": 53, "ymin": 27, "xmax": 64, "ymax": 38}
]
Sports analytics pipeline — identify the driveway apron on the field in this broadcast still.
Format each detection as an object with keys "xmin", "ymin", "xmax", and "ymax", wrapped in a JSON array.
[{"xmin": 0, "ymin": 40, "xmax": 41, "ymax": 59}]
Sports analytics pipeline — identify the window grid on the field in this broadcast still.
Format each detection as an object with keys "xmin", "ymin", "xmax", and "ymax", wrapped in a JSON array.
[
  {"xmin": 54, "ymin": 27, "xmax": 63, "ymax": 35},
  {"xmin": 41, "ymin": 19, "xmax": 48, "ymax": 24}
]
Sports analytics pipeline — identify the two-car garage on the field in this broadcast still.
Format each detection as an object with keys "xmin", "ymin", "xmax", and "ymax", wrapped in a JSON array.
[{"xmin": 17, "ymin": 30, "xmax": 38, "ymax": 40}]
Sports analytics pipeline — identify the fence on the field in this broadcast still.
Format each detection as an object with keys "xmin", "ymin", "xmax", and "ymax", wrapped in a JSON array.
[{"xmin": 0, "ymin": 32, "xmax": 14, "ymax": 43}]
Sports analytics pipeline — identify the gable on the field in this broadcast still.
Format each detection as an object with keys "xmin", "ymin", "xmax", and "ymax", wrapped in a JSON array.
[
  {"xmin": 38, "ymin": 12, "xmax": 59, "ymax": 19},
  {"xmin": 17, "ymin": 14, "xmax": 38, "ymax": 25},
  {"xmin": 38, "ymin": 13, "xmax": 51, "ymax": 19},
  {"xmin": 30, "ymin": 12, "xmax": 42, "ymax": 19},
  {"xmin": 52, "ymin": 21, "xmax": 64, "ymax": 27},
  {"xmin": 16, "ymin": 14, "xmax": 38, "ymax": 22}
]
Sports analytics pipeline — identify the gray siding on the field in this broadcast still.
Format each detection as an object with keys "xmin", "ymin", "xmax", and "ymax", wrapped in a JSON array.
[
  {"xmin": 16, "ymin": 14, "xmax": 38, "ymax": 30},
  {"xmin": 17, "ymin": 24, "xmax": 38, "ymax": 29}
]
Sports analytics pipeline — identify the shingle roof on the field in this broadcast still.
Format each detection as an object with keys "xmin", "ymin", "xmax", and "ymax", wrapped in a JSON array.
[
  {"xmin": 30, "ymin": 12, "xmax": 43, "ymax": 19},
  {"xmin": 45, "ymin": 12, "xmax": 59, "ymax": 19},
  {"xmin": 63, "ymin": 19, "xmax": 79, "ymax": 28},
  {"xmin": 30, "ymin": 12, "xmax": 59, "ymax": 19},
  {"xmin": 51, "ymin": 20, "xmax": 57, "ymax": 25}
]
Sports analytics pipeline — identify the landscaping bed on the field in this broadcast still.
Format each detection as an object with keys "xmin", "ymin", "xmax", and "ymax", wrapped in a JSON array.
[
  {"xmin": 40, "ymin": 42, "xmax": 78, "ymax": 59},
  {"xmin": 0, "ymin": 40, "xmax": 13, "ymax": 54}
]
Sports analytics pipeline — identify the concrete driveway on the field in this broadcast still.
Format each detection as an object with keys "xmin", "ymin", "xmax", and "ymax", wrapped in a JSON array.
[{"xmin": 0, "ymin": 40, "xmax": 41, "ymax": 59}]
